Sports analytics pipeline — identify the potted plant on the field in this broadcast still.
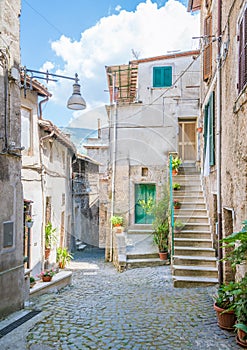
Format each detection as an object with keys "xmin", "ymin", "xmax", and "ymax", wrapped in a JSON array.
[
  {"xmin": 213, "ymin": 282, "xmax": 237, "ymax": 330},
  {"xmin": 152, "ymin": 186, "xmax": 170, "ymax": 260},
  {"xmin": 56, "ymin": 247, "xmax": 73, "ymax": 269},
  {"xmin": 233, "ymin": 275, "xmax": 247, "ymax": 346},
  {"xmin": 172, "ymin": 183, "xmax": 181, "ymax": 191},
  {"xmin": 25, "ymin": 215, "xmax": 33, "ymax": 228},
  {"xmin": 172, "ymin": 156, "xmax": 182, "ymax": 175},
  {"xmin": 37, "ymin": 268, "xmax": 56, "ymax": 282},
  {"xmin": 153, "ymin": 221, "xmax": 169, "ymax": 260},
  {"xmin": 174, "ymin": 220, "xmax": 184, "ymax": 233},
  {"xmin": 173, "ymin": 200, "xmax": 181, "ymax": 209},
  {"xmin": 110, "ymin": 215, "xmax": 123, "ymax": 227},
  {"xmin": 29, "ymin": 276, "xmax": 36, "ymax": 288},
  {"xmin": 45, "ymin": 222, "xmax": 57, "ymax": 259}
]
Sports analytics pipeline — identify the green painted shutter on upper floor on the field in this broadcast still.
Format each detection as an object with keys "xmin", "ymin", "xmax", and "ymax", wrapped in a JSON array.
[
  {"xmin": 153, "ymin": 66, "xmax": 172, "ymax": 87},
  {"xmin": 203, "ymin": 91, "xmax": 215, "ymax": 167}
]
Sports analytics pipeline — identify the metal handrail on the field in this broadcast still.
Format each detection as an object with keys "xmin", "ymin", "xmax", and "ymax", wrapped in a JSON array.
[{"xmin": 169, "ymin": 154, "xmax": 175, "ymax": 257}]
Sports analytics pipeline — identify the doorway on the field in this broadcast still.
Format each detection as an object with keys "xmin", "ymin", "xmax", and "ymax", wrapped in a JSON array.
[
  {"xmin": 135, "ymin": 184, "xmax": 156, "ymax": 224},
  {"xmin": 178, "ymin": 120, "xmax": 197, "ymax": 162}
]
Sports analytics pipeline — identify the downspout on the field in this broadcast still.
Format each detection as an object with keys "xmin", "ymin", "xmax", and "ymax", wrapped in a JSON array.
[
  {"xmin": 217, "ymin": 0, "xmax": 223, "ymax": 285},
  {"xmin": 38, "ymin": 96, "xmax": 49, "ymax": 119},
  {"xmin": 109, "ymin": 73, "xmax": 117, "ymax": 262}
]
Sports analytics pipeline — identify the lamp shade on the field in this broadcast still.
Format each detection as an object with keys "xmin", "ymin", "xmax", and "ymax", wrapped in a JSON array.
[{"xmin": 67, "ymin": 82, "xmax": 86, "ymax": 110}]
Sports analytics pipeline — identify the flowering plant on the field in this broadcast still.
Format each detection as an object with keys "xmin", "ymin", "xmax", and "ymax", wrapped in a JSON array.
[
  {"xmin": 25, "ymin": 215, "xmax": 33, "ymax": 222},
  {"xmin": 37, "ymin": 268, "xmax": 56, "ymax": 278}
]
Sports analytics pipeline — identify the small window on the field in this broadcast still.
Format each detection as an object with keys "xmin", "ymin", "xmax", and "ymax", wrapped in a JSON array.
[
  {"xmin": 238, "ymin": 7, "xmax": 247, "ymax": 93},
  {"xmin": 153, "ymin": 66, "xmax": 172, "ymax": 88},
  {"xmin": 142, "ymin": 167, "xmax": 148, "ymax": 177},
  {"xmin": 3, "ymin": 222, "xmax": 14, "ymax": 248}
]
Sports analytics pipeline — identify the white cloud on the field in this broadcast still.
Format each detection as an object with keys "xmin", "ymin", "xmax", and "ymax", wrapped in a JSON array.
[{"xmin": 44, "ymin": 0, "xmax": 199, "ymax": 127}]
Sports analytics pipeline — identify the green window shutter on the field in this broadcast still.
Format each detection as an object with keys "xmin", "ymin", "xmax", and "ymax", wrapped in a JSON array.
[
  {"xmin": 209, "ymin": 92, "xmax": 215, "ymax": 166},
  {"xmin": 153, "ymin": 66, "xmax": 172, "ymax": 87},
  {"xmin": 203, "ymin": 104, "xmax": 209, "ymax": 161}
]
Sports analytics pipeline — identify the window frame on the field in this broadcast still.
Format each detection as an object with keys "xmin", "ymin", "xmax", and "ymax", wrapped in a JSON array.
[{"xmin": 21, "ymin": 106, "xmax": 33, "ymax": 155}]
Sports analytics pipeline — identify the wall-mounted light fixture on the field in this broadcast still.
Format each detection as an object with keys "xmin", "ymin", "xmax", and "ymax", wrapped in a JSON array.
[{"xmin": 21, "ymin": 67, "xmax": 86, "ymax": 110}]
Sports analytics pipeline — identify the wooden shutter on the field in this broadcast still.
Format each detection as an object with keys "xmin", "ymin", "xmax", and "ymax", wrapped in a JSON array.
[
  {"xmin": 203, "ymin": 14, "xmax": 212, "ymax": 81},
  {"xmin": 153, "ymin": 66, "xmax": 172, "ymax": 87},
  {"xmin": 203, "ymin": 92, "xmax": 215, "ymax": 166},
  {"xmin": 238, "ymin": 8, "xmax": 247, "ymax": 92},
  {"xmin": 209, "ymin": 92, "xmax": 215, "ymax": 166}
]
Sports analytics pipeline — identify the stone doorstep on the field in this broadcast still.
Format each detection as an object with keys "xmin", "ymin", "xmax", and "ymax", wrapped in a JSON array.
[{"xmin": 29, "ymin": 270, "xmax": 72, "ymax": 298}]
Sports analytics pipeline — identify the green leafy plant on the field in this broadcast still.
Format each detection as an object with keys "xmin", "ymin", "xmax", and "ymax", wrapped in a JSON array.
[
  {"xmin": 174, "ymin": 220, "xmax": 184, "ymax": 232},
  {"xmin": 110, "ymin": 215, "xmax": 123, "ymax": 227},
  {"xmin": 152, "ymin": 186, "xmax": 169, "ymax": 253},
  {"xmin": 45, "ymin": 222, "xmax": 57, "ymax": 249},
  {"xmin": 233, "ymin": 275, "xmax": 247, "ymax": 324},
  {"xmin": 30, "ymin": 276, "xmax": 35, "ymax": 283},
  {"xmin": 57, "ymin": 247, "xmax": 73, "ymax": 268},
  {"xmin": 221, "ymin": 220, "xmax": 247, "ymax": 268},
  {"xmin": 172, "ymin": 183, "xmax": 181, "ymax": 190},
  {"xmin": 214, "ymin": 282, "xmax": 237, "ymax": 310},
  {"xmin": 153, "ymin": 222, "xmax": 169, "ymax": 252},
  {"xmin": 172, "ymin": 156, "xmax": 182, "ymax": 171}
]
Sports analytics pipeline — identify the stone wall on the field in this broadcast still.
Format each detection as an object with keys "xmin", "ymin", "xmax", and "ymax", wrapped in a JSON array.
[{"xmin": 0, "ymin": 0, "xmax": 24, "ymax": 317}]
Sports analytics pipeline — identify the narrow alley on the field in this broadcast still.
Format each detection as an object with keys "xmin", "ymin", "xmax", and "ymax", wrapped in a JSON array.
[{"xmin": 0, "ymin": 248, "xmax": 239, "ymax": 350}]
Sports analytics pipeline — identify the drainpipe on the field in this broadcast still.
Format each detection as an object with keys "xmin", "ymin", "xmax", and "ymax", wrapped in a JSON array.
[
  {"xmin": 217, "ymin": 0, "xmax": 223, "ymax": 285},
  {"xmin": 108, "ymin": 73, "xmax": 117, "ymax": 262},
  {"xmin": 38, "ymin": 96, "xmax": 49, "ymax": 119}
]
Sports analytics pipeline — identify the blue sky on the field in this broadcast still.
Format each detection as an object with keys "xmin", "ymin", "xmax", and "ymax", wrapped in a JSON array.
[{"xmin": 20, "ymin": 0, "xmax": 198, "ymax": 129}]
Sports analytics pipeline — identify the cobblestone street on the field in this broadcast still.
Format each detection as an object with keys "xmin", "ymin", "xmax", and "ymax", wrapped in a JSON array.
[{"xmin": 0, "ymin": 248, "xmax": 240, "ymax": 349}]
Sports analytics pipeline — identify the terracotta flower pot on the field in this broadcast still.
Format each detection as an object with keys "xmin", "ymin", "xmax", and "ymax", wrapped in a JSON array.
[
  {"xmin": 159, "ymin": 252, "xmax": 168, "ymax": 260},
  {"xmin": 172, "ymin": 169, "xmax": 178, "ymax": 176},
  {"xmin": 213, "ymin": 303, "xmax": 236, "ymax": 330},
  {"xmin": 42, "ymin": 275, "xmax": 52, "ymax": 282},
  {"xmin": 236, "ymin": 328, "xmax": 247, "ymax": 348}
]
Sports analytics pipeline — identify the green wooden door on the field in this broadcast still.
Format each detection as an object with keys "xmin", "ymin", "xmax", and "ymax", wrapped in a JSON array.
[{"xmin": 135, "ymin": 184, "xmax": 156, "ymax": 224}]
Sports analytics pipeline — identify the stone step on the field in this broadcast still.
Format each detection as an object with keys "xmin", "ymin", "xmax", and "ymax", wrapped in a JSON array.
[
  {"xmin": 175, "ymin": 231, "xmax": 212, "ymax": 239},
  {"xmin": 127, "ymin": 257, "xmax": 168, "ymax": 269},
  {"xmin": 174, "ymin": 246, "xmax": 216, "ymax": 257},
  {"xmin": 173, "ymin": 216, "xmax": 209, "ymax": 224},
  {"xmin": 176, "ymin": 223, "xmax": 210, "ymax": 231},
  {"xmin": 174, "ymin": 238, "xmax": 213, "ymax": 248},
  {"xmin": 126, "ymin": 253, "xmax": 158, "ymax": 260},
  {"xmin": 173, "ymin": 265, "xmax": 218, "ymax": 278},
  {"xmin": 173, "ymin": 275, "xmax": 218, "ymax": 288},
  {"xmin": 174, "ymin": 209, "xmax": 208, "ymax": 216},
  {"xmin": 173, "ymin": 196, "xmax": 205, "ymax": 203},
  {"xmin": 128, "ymin": 229, "xmax": 153, "ymax": 234},
  {"xmin": 173, "ymin": 255, "xmax": 217, "ymax": 267},
  {"xmin": 173, "ymin": 191, "xmax": 203, "ymax": 197},
  {"xmin": 30, "ymin": 271, "xmax": 72, "ymax": 298},
  {"xmin": 175, "ymin": 203, "xmax": 207, "ymax": 211}
]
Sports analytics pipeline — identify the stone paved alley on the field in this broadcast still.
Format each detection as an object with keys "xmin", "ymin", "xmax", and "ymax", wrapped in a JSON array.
[{"xmin": 0, "ymin": 248, "xmax": 240, "ymax": 350}]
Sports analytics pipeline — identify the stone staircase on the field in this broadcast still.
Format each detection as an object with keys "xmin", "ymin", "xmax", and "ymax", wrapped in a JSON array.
[
  {"xmin": 172, "ymin": 163, "xmax": 218, "ymax": 288},
  {"xmin": 126, "ymin": 225, "xmax": 168, "ymax": 268}
]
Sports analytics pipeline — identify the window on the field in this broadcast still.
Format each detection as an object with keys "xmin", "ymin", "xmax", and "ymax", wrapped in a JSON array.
[
  {"xmin": 21, "ymin": 107, "xmax": 32, "ymax": 154},
  {"xmin": 141, "ymin": 167, "xmax": 148, "ymax": 177},
  {"xmin": 203, "ymin": 92, "xmax": 215, "ymax": 167},
  {"xmin": 153, "ymin": 66, "xmax": 172, "ymax": 88},
  {"xmin": 203, "ymin": 14, "xmax": 212, "ymax": 81},
  {"xmin": 238, "ymin": 7, "xmax": 247, "ymax": 93}
]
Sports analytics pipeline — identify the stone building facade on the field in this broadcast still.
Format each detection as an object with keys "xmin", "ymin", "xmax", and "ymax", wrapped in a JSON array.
[
  {"xmin": 0, "ymin": 0, "xmax": 24, "ymax": 317},
  {"xmin": 72, "ymin": 154, "xmax": 99, "ymax": 248},
  {"xmin": 188, "ymin": 0, "xmax": 247, "ymax": 282},
  {"xmin": 85, "ymin": 51, "xmax": 200, "ymax": 257},
  {"xmin": 21, "ymin": 80, "xmax": 76, "ymax": 276}
]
